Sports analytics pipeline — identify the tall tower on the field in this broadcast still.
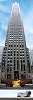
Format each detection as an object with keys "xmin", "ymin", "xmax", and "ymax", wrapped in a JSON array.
[{"xmin": 1, "ymin": 2, "xmax": 31, "ymax": 79}]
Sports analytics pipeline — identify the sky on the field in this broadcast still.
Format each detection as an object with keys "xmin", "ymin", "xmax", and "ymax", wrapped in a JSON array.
[{"xmin": 0, "ymin": 0, "xmax": 33, "ymax": 49}]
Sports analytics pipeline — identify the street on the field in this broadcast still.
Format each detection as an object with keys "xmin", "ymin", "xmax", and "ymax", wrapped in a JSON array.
[{"xmin": 0, "ymin": 90, "xmax": 33, "ymax": 98}]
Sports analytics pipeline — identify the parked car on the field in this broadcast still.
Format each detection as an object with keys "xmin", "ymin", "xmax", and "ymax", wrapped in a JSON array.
[{"xmin": 17, "ymin": 91, "xmax": 31, "ymax": 97}]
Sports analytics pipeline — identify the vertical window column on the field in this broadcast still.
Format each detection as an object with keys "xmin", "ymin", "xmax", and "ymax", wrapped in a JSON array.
[
  {"xmin": 21, "ymin": 60, "xmax": 23, "ymax": 71},
  {"xmin": 24, "ymin": 65, "xmax": 25, "ymax": 72},
  {"xmin": 17, "ymin": 60, "xmax": 19, "ymax": 70},
  {"xmin": 14, "ymin": 60, "xmax": 15, "ymax": 70}
]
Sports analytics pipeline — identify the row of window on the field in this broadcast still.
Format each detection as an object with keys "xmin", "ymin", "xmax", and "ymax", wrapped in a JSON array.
[
  {"xmin": 8, "ymin": 44, "xmax": 24, "ymax": 48},
  {"xmin": 2, "ymin": 52, "xmax": 25, "ymax": 59},
  {"xmin": 7, "ymin": 60, "xmax": 25, "ymax": 73},
  {"xmin": 13, "ymin": 38, "xmax": 23, "ymax": 41},
  {"xmin": 2, "ymin": 58, "xmax": 25, "ymax": 68},
  {"xmin": 9, "ymin": 35, "xmax": 23, "ymax": 37},
  {"xmin": 9, "ymin": 40, "xmax": 23, "ymax": 43},
  {"xmin": 2, "ymin": 62, "xmax": 30, "ymax": 73},
  {"xmin": 7, "ymin": 67, "xmax": 12, "ymax": 73},
  {"xmin": 9, "ymin": 34, "xmax": 23, "ymax": 37}
]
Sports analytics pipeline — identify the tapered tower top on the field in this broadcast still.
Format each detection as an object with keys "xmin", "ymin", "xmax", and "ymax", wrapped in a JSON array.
[{"xmin": 11, "ymin": 2, "xmax": 20, "ymax": 15}]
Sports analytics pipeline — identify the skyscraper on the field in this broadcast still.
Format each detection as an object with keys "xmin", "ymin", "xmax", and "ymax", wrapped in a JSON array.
[{"xmin": 1, "ymin": 2, "xmax": 31, "ymax": 79}]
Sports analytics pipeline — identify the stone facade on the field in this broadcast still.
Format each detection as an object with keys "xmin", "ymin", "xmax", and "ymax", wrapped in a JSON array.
[
  {"xmin": 30, "ymin": 50, "xmax": 33, "ymax": 66},
  {"xmin": 0, "ymin": 63, "xmax": 1, "ymax": 78},
  {"xmin": 1, "ymin": 2, "xmax": 31, "ymax": 79},
  {"xmin": 29, "ymin": 50, "xmax": 33, "ymax": 80}
]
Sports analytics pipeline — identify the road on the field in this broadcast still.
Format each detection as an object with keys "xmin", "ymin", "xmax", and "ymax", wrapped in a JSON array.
[
  {"xmin": 0, "ymin": 98, "xmax": 33, "ymax": 100},
  {"xmin": 0, "ymin": 90, "xmax": 33, "ymax": 98}
]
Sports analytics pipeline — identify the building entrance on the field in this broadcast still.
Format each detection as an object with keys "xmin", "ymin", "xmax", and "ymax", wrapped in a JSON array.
[
  {"xmin": 21, "ymin": 74, "xmax": 26, "ymax": 79},
  {"xmin": 14, "ymin": 71, "xmax": 19, "ymax": 79},
  {"xmin": 7, "ymin": 74, "xmax": 11, "ymax": 79}
]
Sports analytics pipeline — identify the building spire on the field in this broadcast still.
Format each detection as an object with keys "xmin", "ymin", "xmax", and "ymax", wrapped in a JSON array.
[{"xmin": 12, "ymin": 2, "xmax": 20, "ymax": 14}]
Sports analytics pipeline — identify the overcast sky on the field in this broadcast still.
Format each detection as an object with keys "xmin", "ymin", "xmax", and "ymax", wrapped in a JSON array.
[{"xmin": 0, "ymin": 0, "xmax": 33, "ymax": 49}]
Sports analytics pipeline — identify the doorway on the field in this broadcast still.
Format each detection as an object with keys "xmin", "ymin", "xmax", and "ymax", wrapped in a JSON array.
[
  {"xmin": 7, "ymin": 74, "xmax": 11, "ymax": 79},
  {"xmin": 14, "ymin": 71, "xmax": 19, "ymax": 79},
  {"xmin": 21, "ymin": 74, "xmax": 26, "ymax": 79}
]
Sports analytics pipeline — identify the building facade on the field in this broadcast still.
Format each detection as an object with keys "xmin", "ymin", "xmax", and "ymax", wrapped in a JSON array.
[
  {"xmin": 1, "ymin": 2, "xmax": 31, "ymax": 79},
  {"xmin": 0, "ymin": 46, "xmax": 3, "ymax": 63},
  {"xmin": 30, "ymin": 50, "xmax": 33, "ymax": 67},
  {"xmin": 0, "ymin": 63, "xmax": 1, "ymax": 78},
  {"xmin": 29, "ymin": 50, "xmax": 33, "ymax": 79}
]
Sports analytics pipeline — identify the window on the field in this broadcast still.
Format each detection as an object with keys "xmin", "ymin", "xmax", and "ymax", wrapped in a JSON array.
[
  {"xmin": 8, "ymin": 54, "xmax": 10, "ymax": 56},
  {"xmin": 10, "ymin": 67, "xmax": 12, "ymax": 72},
  {"xmin": 10, "ymin": 64, "xmax": 12, "ymax": 66},
  {"xmin": 17, "ymin": 45, "xmax": 18, "ymax": 47},
  {"xmin": 10, "ymin": 60, "xmax": 12, "ymax": 63},
  {"xmin": 17, "ymin": 41, "xmax": 18, "ymax": 43},
  {"xmin": 14, "ymin": 45, "xmax": 15, "ymax": 47},
  {"xmin": 14, "ymin": 53, "xmax": 15, "ymax": 56},
  {"xmin": 17, "ymin": 51, "xmax": 18, "ymax": 53},
  {"xmin": 20, "ymin": 51, "xmax": 22, "ymax": 53},
  {"xmin": 1, "ymin": 68, "xmax": 3, "ymax": 72},
  {"xmin": 14, "ymin": 57, "xmax": 15, "ymax": 59},
  {"xmin": 20, "ymin": 54, "xmax": 22, "ymax": 56},
  {"xmin": 17, "ymin": 54, "xmax": 18, "ymax": 56},
  {"xmin": 14, "ymin": 51, "xmax": 15, "ymax": 53},
  {"xmin": 20, "ymin": 48, "xmax": 21, "ymax": 50},
  {"xmin": 8, "ymin": 49, "xmax": 10, "ymax": 51},
  {"xmin": 23, "ymin": 54, "xmax": 24, "ymax": 56},
  {"xmin": 28, "ymin": 63, "xmax": 30, "ymax": 73},
  {"xmin": 11, "ymin": 53, "xmax": 12, "ymax": 56},
  {"xmin": 9, "ymin": 45, "xmax": 10, "ymax": 47},
  {"xmin": 17, "ymin": 57, "xmax": 19, "ymax": 59},
  {"xmin": 14, "ymin": 60, "xmax": 15, "ymax": 70},
  {"xmin": 32, "ymin": 62, "xmax": 33, "ymax": 65},
  {"xmin": 20, "ymin": 45, "xmax": 21, "ymax": 47},
  {"xmin": 22, "ymin": 45, "xmax": 23, "ymax": 47},
  {"xmin": 14, "ymin": 67, "xmax": 15, "ymax": 70},
  {"xmin": 4, "ymin": 48, "xmax": 5, "ymax": 50},
  {"xmin": 23, "ymin": 60, "xmax": 25, "ymax": 63},
  {"xmin": 7, "ymin": 64, "xmax": 9, "ymax": 66},
  {"xmin": 17, "ymin": 60, "xmax": 19, "ymax": 70},
  {"xmin": 21, "ymin": 60, "xmax": 23, "ymax": 71},
  {"xmin": 14, "ymin": 60, "xmax": 15, "ymax": 66},
  {"xmin": 11, "ymin": 45, "xmax": 12, "ymax": 47},
  {"xmin": 8, "ymin": 60, "xmax": 9, "ymax": 62},
  {"xmin": 7, "ymin": 67, "xmax": 9, "ymax": 72},
  {"xmin": 14, "ymin": 48, "xmax": 16, "ymax": 50},
  {"xmin": 8, "ymin": 51, "xmax": 10, "ymax": 53},
  {"xmin": 24, "ymin": 65, "xmax": 25, "ymax": 71}
]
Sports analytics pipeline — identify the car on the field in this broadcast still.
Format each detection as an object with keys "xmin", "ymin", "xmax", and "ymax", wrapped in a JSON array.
[{"xmin": 17, "ymin": 91, "xmax": 31, "ymax": 97}]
